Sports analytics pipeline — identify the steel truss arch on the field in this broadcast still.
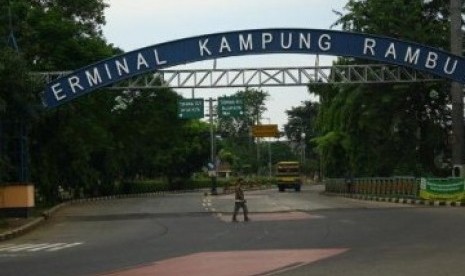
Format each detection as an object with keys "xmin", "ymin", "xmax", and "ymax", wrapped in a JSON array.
[{"xmin": 36, "ymin": 64, "xmax": 442, "ymax": 91}]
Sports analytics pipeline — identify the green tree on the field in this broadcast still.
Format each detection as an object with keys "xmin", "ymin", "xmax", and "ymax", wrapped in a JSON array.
[
  {"xmin": 218, "ymin": 88, "xmax": 269, "ymax": 138},
  {"xmin": 285, "ymin": 101, "xmax": 319, "ymax": 143},
  {"xmin": 268, "ymin": 141, "xmax": 299, "ymax": 164},
  {"xmin": 112, "ymin": 88, "xmax": 210, "ymax": 185},
  {"xmin": 8, "ymin": 0, "xmax": 122, "ymax": 201},
  {"xmin": 1, "ymin": 1, "xmax": 118, "ymax": 201},
  {"xmin": 284, "ymin": 101, "xmax": 320, "ymax": 174},
  {"xmin": 1, "ymin": 0, "xmax": 212, "ymax": 203},
  {"xmin": 0, "ymin": 47, "xmax": 38, "ymax": 182},
  {"xmin": 217, "ymin": 88, "xmax": 269, "ymax": 174},
  {"xmin": 311, "ymin": 0, "xmax": 451, "ymax": 178},
  {"xmin": 333, "ymin": 0, "xmax": 449, "ymax": 47}
]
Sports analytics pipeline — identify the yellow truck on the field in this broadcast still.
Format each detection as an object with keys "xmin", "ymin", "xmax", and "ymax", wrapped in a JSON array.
[{"xmin": 275, "ymin": 161, "xmax": 302, "ymax": 192}]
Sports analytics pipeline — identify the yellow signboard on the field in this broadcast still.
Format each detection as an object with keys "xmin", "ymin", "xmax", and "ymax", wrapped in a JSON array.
[{"xmin": 252, "ymin": 124, "xmax": 279, "ymax": 137}]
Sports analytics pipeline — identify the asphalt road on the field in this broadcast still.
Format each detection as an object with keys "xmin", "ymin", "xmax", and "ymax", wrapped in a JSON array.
[{"xmin": 1, "ymin": 185, "xmax": 464, "ymax": 276}]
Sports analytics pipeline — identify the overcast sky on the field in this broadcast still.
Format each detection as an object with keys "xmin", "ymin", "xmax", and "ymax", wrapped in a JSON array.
[{"xmin": 102, "ymin": 0, "xmax": 348, "ymax": 129}]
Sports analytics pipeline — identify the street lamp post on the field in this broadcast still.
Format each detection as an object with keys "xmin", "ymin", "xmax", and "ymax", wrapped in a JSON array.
[
  {"xmin": 264, "ymin": 118, "xmax": 272, "ymax": 179},
  {"xmin": 293, "ymin": 117, "xmax": 305, "ymax": 162},
  {"xmin": 208, "ymin": 97, "xmax": 217, "ymax": 195},
  {"xmin": 268, "ymin": 139, "xmax": 272, "ymax": 179},
  {"xmin": 292, "ymin": 117, "xmax": 306, "ymax": 181},
  {"xmin": 301, "ymin": 132, "xmax": 306, "ymax": 164},
  {"xmin": 301, "ymin": 132, "xmax": 306, "ymax": 180}
]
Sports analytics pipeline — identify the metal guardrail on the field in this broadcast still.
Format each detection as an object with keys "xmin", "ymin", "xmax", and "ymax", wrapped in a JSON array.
[{"xmin": 325, "ymin": 177, "xmax": 420, "ymax": 198}]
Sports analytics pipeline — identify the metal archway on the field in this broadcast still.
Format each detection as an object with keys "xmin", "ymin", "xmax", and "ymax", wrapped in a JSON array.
[{"xmin": 43, "ymin": 28, "xmax": 465, "ymax": 108}]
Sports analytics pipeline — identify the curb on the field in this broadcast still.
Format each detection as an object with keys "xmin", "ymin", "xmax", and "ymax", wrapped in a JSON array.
[
  {"xmin": 325, "ymin": 192, "xmax": 465, "ymax": 207},
  {"xmin": 0, "ymin": 217, "xmax": 45, "ymax": 241}
]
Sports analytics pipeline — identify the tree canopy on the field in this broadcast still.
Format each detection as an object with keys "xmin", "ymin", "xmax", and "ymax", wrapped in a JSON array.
[
  {"xmin": 308, "ymin": 0, "xmax": 452, "ymax": 178},
  {"xmin": 0, "ymin": 0, "xmax": 211, "ymax": 203}
]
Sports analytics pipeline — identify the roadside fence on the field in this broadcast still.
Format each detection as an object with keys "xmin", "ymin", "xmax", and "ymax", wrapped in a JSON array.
[{"xmin": 325, "ymin": 177, "xmax": 419, "ymax": 199}]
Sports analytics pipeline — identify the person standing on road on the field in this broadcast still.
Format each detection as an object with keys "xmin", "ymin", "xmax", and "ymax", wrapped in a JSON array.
[{"xmin": 232, "ymin": 178, "xmax": 249, "ymax": 222}]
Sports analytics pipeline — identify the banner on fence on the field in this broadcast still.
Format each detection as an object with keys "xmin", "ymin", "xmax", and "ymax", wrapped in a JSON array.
[{"xmin": 420, "ymin": 178, "xmax": 465, "ymax": 201}]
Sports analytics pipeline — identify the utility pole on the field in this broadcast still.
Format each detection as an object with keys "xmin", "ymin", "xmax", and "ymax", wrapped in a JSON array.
[
  {"xmin": 256, "ymin": 114, "xmax": 261, "ymax": 176},
  {"xmin": 450, "ymin": 0, "xmax": 465, "ymax": 176},
  {"xmin": 264, "ymin": 118, "xmax": 272, "ymax": 179},
  {"xmin": 208, "ymin": 97, "xmax": 217, "ymax": 194}
]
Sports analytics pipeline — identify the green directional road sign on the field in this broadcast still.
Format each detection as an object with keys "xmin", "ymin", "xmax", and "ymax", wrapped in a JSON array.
[
  {"xmin": 218, "ymin": 96, "xmax": 244, "ymax": 118},
  {"xmin": 178, "ymin": 98, "xmax": 204, "ymax": 119}
]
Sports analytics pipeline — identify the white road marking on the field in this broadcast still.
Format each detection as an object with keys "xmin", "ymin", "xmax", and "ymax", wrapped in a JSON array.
[
  {"xmin": 0, "ymin": 242, "xmax": 84, "ymax": 253},
  {"xmin": 0, "ymin": 244, "xmax": 16, "ymax": 251},
  {"xmin": 28, "ymin": 243, "xmax": 67, "ymax": 252},
  {"xmin": 47, "ymin": 242, "xmax": 83, "ymax": 252},
  {"xmin": 8, "ymin": 244, "xmax": 48, "ymax": 252},
  {"xmin": 202, "ymin": 197, "xmax": 213, "ymax": 212}
]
